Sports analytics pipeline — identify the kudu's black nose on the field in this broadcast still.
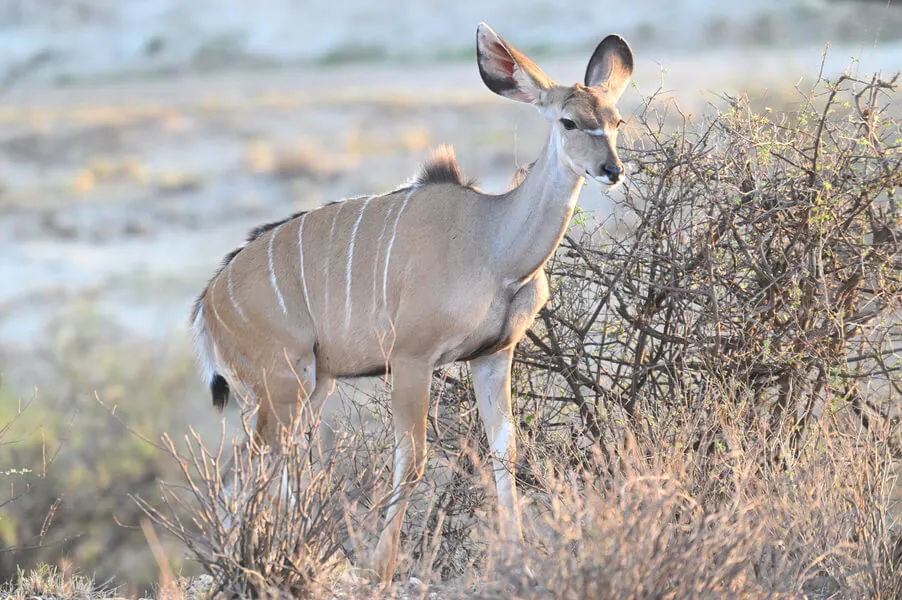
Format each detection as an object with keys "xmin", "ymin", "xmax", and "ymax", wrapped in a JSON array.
[{"xmin": 602, "ymin": 163, "xmax": 623, "ymax": 182}]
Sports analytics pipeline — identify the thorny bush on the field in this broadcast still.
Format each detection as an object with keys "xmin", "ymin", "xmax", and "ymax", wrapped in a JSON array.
[
  {"xmin": 137, "ymin": 416, "xmax": 362, "ymax": 598},
  {"xmin": 515, "ymin": 72, "xmax": 902, "ymax": 460}
]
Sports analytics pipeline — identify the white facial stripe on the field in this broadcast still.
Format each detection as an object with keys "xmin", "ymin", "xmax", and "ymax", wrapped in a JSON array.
[
  {"xmin": 297, "ymin": 213, "xmax": 313, "ymax": 325},
  {"xmin": 268, "ymin": 224, "xmax": 288, "ymax": 315},
  {"xmin": 382, "ymin": 186, "xmax": 418, "ymax": 313},
  {"xmin": 373, "ymin": 198, "xmax": 397, "ymax": 316},
  {"xmin": 586, "ymin": 128, "xmax": 611, "ymax": 137},
  {"xmin": 227, "ymin": 262, "xmax": 248, "ymax": 323},
  {"xmin": 345, "ymin": 196, "xmax": 373, "ymax": 330}
]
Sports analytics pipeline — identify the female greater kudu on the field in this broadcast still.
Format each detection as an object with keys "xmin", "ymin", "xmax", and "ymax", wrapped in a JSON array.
[{"xmin": 192, "ymin": 22, "xmax": 633, "ymax": 580}]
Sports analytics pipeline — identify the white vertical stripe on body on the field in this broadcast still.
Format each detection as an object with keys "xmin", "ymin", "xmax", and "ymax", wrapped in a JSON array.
[
  {"xmin": 267, "ymin": 224, "xmax": 288, "ymax": 315},
  {"xmin": 209, "ymin": 279, "xmax": 235, "ymax": 336},
  {"xmin": 226, "ymin": 262, "xmax": 249, "ymax": 323},
  {"xmin": 373, "ymin": 197, "xmax": 399, "ymax": 316},
  {"xmin": 297, "ymin": 213, "xmax": 314, "ymax": 325},
  {"xmin": 382, "ymin": 186, "xmax": 418, "ymax": 313},
  {"xmin": 345, "ymin": 196, "xmax": 373, "ymax": 330}
]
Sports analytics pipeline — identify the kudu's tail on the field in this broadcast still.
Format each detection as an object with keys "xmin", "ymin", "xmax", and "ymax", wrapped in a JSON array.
[{"xmin": 191, "ymin": 297, "xmax": 231, "ymax": 410}]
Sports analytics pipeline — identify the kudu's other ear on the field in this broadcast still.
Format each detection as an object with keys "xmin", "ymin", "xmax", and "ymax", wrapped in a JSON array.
[
  {"xmin": 584, "ymin": 35, "xmax": 634, "ymax": 100},
  {"xmin": 476, "ymin": 22, "xmax": 554, "ymax": 105}
]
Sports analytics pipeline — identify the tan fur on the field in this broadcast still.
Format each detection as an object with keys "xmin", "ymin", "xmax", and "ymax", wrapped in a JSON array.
[{"xmin": 192, "ymin": 22, "xmax": 634, "ymax": 581}]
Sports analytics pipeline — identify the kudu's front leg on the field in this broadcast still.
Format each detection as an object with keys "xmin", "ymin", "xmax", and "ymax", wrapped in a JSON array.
[
  {"xmin": 471, "ymin": 346, "xmax": 524, "ymax": 546},
  {"xmin": 373, "ymin": 357, "xmax": 431, "ymax": 582}
]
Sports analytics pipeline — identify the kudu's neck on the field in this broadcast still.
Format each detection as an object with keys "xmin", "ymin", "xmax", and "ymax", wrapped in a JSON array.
[{"xmin": 495, "ymin": 127, "xmax": 584, "ymax": 281}]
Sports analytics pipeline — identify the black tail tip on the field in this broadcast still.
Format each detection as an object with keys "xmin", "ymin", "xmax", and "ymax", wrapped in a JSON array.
[{"xmin": 211, "ymin": 374, "xmax": 230, "ymax": 411}]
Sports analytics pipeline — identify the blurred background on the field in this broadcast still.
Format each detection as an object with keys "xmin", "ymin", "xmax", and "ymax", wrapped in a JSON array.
[{"xmin": 0, "ymin": 0, "xmax": 900, "ymax": 593}]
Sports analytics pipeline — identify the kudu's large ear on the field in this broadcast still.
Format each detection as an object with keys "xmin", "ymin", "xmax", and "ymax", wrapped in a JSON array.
[
  {"xmin": 584, "ymin": 35, "xmax": 633, "ymax": 100},
  {"xmin": 476, "ymin": 22, "xmax": 554, "ymax": 105}
]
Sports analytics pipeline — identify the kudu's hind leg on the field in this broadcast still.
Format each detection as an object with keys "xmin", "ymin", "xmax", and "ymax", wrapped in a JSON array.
[
  {"xmin": 373, "ymin": 357, "xmax": 431, "ymax": 582},
  {"xmin": 220, "ymin": 350, "xmax": 321, "ymax": 523},
  {"xmin": 253, "ymin": 352, "xmax": 318, "ymax": 446}
]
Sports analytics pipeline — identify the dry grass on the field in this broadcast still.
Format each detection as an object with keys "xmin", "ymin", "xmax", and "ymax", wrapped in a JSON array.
[
  {"xmin": 133, "ymin": 385, "xmax": 902, "ymax": 599},
  {"xmin": 0, "ymin": 563, "xmax": 116, "ymax": 600},
  {"xmin": 136, "ymin": 424, "xmax": 346, "ymax": 597},
  {"xmin": 496, "ymin": 402, "xmax": 901, "ymax": 599}
]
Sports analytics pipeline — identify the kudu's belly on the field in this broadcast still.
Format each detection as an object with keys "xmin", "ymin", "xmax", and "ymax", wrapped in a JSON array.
[{"xmin": 313, "ymin": 278, "xmax": 535, "ymax": 376}]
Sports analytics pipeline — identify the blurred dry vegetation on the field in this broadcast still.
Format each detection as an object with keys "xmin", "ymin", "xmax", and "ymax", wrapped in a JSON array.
[{"xmin": 3, "ymin": 1, "xmax": 902, "ymax": 598}]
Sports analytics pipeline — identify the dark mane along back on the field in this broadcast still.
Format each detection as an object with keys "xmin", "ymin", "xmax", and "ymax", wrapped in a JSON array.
[
  {"xmin": 227, "ymin": 209, "xmax": 309, "ymax": 268},
  {"xmin": 245, "ymin": 210, "xmax": 308, "ymax": 244},
  {"xmin": 414, "ymin": 144, "xmax": 475, "ymax": 187}
]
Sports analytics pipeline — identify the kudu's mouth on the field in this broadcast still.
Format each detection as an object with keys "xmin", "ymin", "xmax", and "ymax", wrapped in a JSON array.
[{"xmin": 587, "ymin": 171, "xmax": 621, "ymax": 187}]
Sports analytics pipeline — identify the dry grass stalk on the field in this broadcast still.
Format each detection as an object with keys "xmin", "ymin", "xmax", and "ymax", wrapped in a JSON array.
[{"xmin": 135, "ymin": 412, "xmax": 363, "ymax": 598}]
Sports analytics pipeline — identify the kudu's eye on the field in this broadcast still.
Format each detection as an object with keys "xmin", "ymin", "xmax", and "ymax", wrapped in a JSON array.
[
  {"xmin": 617, "ymin": 119, "xmax": 626, "ymax": 128},
  {"xmin": 560, "ymin": 118, "xmax": 577, "ymax": 131}
]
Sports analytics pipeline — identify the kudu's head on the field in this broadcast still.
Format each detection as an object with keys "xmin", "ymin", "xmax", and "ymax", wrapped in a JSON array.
[{"xmin": 476, "ymin": 23, "xmax": 633, "ymax": 186}]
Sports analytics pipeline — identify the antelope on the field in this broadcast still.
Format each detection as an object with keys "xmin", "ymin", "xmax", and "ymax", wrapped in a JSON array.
[{"xmin": 191, "ymin": 22, "xmax": 633, "ymax": 581}]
